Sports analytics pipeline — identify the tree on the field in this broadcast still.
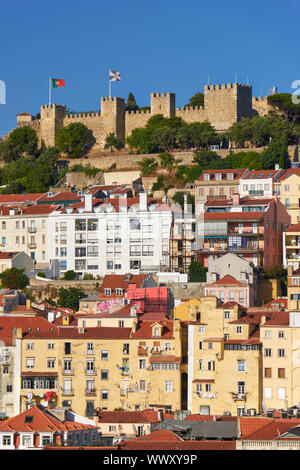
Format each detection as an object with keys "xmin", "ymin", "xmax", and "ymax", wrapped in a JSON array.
[
  {"xmin": 186, "ymin": 92, "xmax": 204, "ymax": 107},
  {"xmin": 138, "ymin": 157, "xmax": 158, "ymax": 176},
  {"xmin": 104, "ymin": 133, "xmax": 123, "ymax": 153},
  {"xmin": 159, "ymin": 152, "xmax": 175, "ymax": 169},
  {"xmin": 267, "ymin": 93, "xmax": 300, "ymax": 125},
  {"xmin": 0, "ymin": 127, "xmax": 38, "ymax": 162},
  {"xmin": 151, "ymin": 175, "xmax": 165, "ymax": 192},
  {"xmin": 192, "ymin": 149, "xmax": 221, "ymax": 166},
  {"xmin": 57, "ymin": 287, "xmax": 85, "ymax": 310},
  {"xmin": 172, "ymin": 191, "xmax": 195, "ymax": 212},
  {"xmin": 125, "ymin": 93, "xmax": 139, "ymax": 111},
  {"xmin": 0, "ymin": 268, "xmax": 29, "ymax": 290},
  {"xmin": 55, "ymin": 122, "xmax": 93, "ymax": 158},
  {"xmin": 63, "ymin": 270, "xmax": 76, "ymax": 281},
  {"xmin": 188, "ymin": 261, "xmax": 207, "ymax": 282}
]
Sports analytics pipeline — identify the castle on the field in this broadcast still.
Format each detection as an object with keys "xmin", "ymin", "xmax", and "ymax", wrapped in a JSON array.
[{"xmin": 12, "ymin": 83, "xmax": 272, "ymax": 149}]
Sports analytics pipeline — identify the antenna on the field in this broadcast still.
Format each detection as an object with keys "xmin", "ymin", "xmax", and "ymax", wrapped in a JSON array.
[
  {"xmin": 235, "ymin": 72, "xmax": 237, "ymax": 83},
  {"xmin": 207, "ymin": 75, "xmax": 210, "ymax": 85},
  {"xmin": 246, "ymin": 76, "xmax": 249, "ymax": 85}
]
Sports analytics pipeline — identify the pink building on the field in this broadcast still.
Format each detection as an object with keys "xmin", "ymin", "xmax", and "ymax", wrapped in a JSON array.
[{"xmin": 204, "ymin": 274, "xmax": 253, "ymax": 307}]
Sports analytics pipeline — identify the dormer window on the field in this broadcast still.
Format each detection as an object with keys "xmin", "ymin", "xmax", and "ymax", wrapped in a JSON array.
[
  {"xmin": 104, "ymin": 288, "xmax": 111, "ymax": 296},
  {"xmin": 227, "ymin": 173, "xmax": 233, "ymax": 180},
  {"xmin": 116, "ymin": 288, "xmax": 123, "ymax": 296},
  {"xmin": 204, "ymin": 174, "xmax": 210, "ymax": 181},
  {"xmin": 216, "ymin": 173, "xmax": 222, "ymax": 180}
]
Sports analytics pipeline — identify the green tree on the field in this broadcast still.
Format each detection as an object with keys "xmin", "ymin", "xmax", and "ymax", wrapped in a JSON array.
[
  {"xmin": 138, "ymin": 157, "xmax": 158, "ymax": 176},
  {"xmin": 56, "ymin": 122, "xmax": 92, "ymax": 158},
  {"xmin": 192, "ymin": 149, "xmax": 221, "ymax": 166},
  {"xmin": 104, "ymin": 132, "xmax": 123, "ymax": 153},
  {"xmin": 63, "ymin": 270, "xmax": 76, "ymax": 281},
  {"xmin": 172, "ymin": 191, "xmax": 195, "ymax": 212},
  {"xmin": 267, "ymin": 93, "xmax": 300, "ymax": 125},
  {"xmin": 0, "ymin": 127, "xmax": 38, "ymax": 162},
  {"xmin": 186, "ymin": 92, "xmax": 204, "ymax": 107},
  {"xmin": 159, "ymin": 152, "xmax": 175, "ymax": 169},
  {"xmin": 0, "ymin": 268, "xmax": 29, "ymax": 290},
  {"xmin": 151, "ymin": 175, "xmax": 165, "ymax": 192},
  {"xmin": 57, "ymin": 287, "xmax": 85, "ymax": 310},
  {"xmin": 188, "ymin": 260, "xmax": 207, "ymax": 282},
  {"xmin": 125, "ymin": 92, "xmax": 139, "ymax": 111}
]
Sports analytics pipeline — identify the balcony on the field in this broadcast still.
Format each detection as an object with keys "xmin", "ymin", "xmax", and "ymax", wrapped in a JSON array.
[
  {"xmin": 85, "ymin": 389, "xmax": 97, "ymax": 396},
  {"xmin": 29, "ymin": 243, "xmax": 36, "ymax": 249},
  {"xmin": 28, "ymin": 227, "xmax": 36, "ymax": 233},
  {"xmin": 249, "ymin": 190, "xmax": 264, "ymax": 196},
  {"xmin": 231, "ymin": 392, "xmax": 246, "ymax": 401},
  {"xmin": 85, "ymin": 369, "xmax": 97, "ymax": 376},
  {"xmin": 228, "ymin": 245, "xmax": 259, "ymax": 253},
  {"xmin": 62, "ymin": 389, "xmax": 74, "ymax": 396},
  {"xmin": 62, "ymin": 370, "xmax": 74, "ymax": 376}
]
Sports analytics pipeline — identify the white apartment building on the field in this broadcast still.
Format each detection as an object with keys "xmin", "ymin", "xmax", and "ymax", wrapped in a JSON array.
[
  {"xmin": 48, "ymin": 193, "xmax": 174, "ymax": 278},
  {"xmin": 239, "ymin": 169, "xmax": 282, "ymax": 199}
]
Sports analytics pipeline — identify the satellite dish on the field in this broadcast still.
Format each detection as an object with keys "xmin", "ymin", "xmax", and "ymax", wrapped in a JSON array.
[{"xmin": 262, "ymin": 400, "xmax": 267, "ymax": 413}]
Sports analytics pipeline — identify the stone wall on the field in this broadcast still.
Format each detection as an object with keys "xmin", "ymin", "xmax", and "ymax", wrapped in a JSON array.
[{"xmin": 252, "ymin": 97, "xmax": 272, "ymax": 116}]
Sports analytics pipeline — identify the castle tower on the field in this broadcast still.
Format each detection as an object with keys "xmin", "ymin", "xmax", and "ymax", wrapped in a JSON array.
[
  {"xmin": 100, "ymin": 96, "xmax": 125, "ymax": 146},
  {"xmin": 40, "ymin": 104, "xmax": 66, "ymax": 147},
  {"xmin": 150, "ymin": 92, "xmax": 175, "ymax": 118},
  {"xmin": 204, "ymin": 83, "xmax": 252, "ymax": 132}
]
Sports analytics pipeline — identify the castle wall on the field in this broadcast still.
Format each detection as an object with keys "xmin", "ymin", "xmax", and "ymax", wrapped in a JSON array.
[
  {"xmin": 63, "ymin": 113, "xmax": 103, "ymax": 148},
  {"xmin": 252, "ymin": 97, "xmax": 272, "ymax": 117},
  {"xmin": 125, "ymin": 110, "xmax": 151, "ymax": 138},
  {"xmin": 175, "ymin": 106, "xmax": 208, "ymax": 123}
]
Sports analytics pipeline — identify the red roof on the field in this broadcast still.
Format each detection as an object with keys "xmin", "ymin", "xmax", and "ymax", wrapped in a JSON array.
[
  {"xmin": 197, "ymin": 168, "xmax": 247, "ymax": 182},
  {"xmin": 0, "ymin": 251, "xmax": 20, "ymax": 259},
  {"xmin": 119, "ymin": 439, "xmax": 236, "ymax": 450},
  {"xmin": 0, "ymin": 405, "xmax": 97, "ymax": 433},
  {"xmin": 0, "ymin": 316, "xmax": 57, "ymax": 345},
  {"xmin": 131, "ymin": 319, "xmax": 174, "ymax": 339},
  {"xmin": 242, "ymin": 169, "xmax": 280, "ymax": 180},
  {"xmin": 275, "ymin": 168, "xmax": 300, "ymax": 182},
  {"xmin": 21, "ymin": 204, "xmax": 59, "ymax": 215},
  {"xmin": 262, "ymin": 311, "xmax": 290, "ymax": 326},
  {"xmin": 99, "ymin": 274, "xmax": 149, "ymax": 299},
  {"xmin": 0, "ymin": 193, "xmax": 44, "ymax": 204},
  {"xmin": 24, "ymin": 326, "xmax": 132, "ymax": 340},
  {"xmin": 37, "ymin": 191, "xmax": 83, "ymax": 203},
  {"xmin": 184, "ymin": 414, "xmax": 237, "ymax": 422},
  {"xmin": 149, "ymin": 355, "xmax": 181, "ymax": 363},
  {"xmin": 95, "ymin": 410, "xmax": 160, "ymax": 424},
  {"xmin": 205, "ymin": 275, "xmax": 246, "ymax": 287},
  {"xmin": 240, "ymin": 418, "xmax": 300, "ymax": 440},
  {"xmin": 285, "ymin": 223, "xmax": 300, "ymax": 233}
]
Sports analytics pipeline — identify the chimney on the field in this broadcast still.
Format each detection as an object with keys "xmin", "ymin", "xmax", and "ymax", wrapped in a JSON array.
[
  {"xmin": 232, "ymin": 193, "xmax": 240, "ymax": 205},
  {"xmin": 84, "ymin": 193, "xmax": 93, "ymax": 212},
  {"xmin": 260, "ymin": 315, "xmax": 266, "ymax": 326},
  {"xmin": 26, "ymin": 299, "xmax": 31, "ymax": 310},
  {"xmin": 119, "ymin": 193, "xmax": 127, "ymax": 213},
  {"xmin": 139, "ymin": 192, "xmax": 147, "ymax": 211},
  {"xmin": 288, "ymin": 265, "xmax": 293, "ymax": 277},
  {"xmin": 130, "ymin": 304, "xmax": 137, "ymax": 317},
  {"xmin": 184, "ymin": 194, "xmax": 188, "ymax": 215}
]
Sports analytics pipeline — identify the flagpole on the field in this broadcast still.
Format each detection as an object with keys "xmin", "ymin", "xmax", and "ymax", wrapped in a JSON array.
[
  {"xmin": 109, "ymin": 77, "xmax": 111, "ymax": 98},
  {"xmin": 49, "ymin": 77, "xmax": 51, "ymax": 105}
]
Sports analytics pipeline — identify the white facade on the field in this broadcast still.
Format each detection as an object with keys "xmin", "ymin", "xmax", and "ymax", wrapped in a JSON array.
[
  {"xmin": 48, "ymin": 195, "xmax": 173, "ymax": 278},
  {"xmin": 239, "ymin": 177, "xmax": 274, "ymax": 199}
]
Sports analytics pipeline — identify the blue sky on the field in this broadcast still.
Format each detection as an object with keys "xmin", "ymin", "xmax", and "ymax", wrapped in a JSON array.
[{"xmin": 0, "ymin": 0, "xmax": 299, "ymax": 136}]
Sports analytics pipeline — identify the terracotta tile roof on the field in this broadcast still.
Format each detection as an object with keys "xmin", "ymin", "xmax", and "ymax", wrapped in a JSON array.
[
  {"xmin": 0, "ymin": 193, "xmax": 44, "ymax": 204},
  {"xmin": 134, "ymin": 430, "xmax": 181, "ymax": 442},
  {"xmin": 149, "ymin": 355, "xmax": 181, "ymax": 363},
  {"xmin": 205, "ymin": 275, "xmax": 246, "ymax": 287},
  {"xmin": 262, "ymin": 311, "xmax": 290, "ymax": 326},
  {"xmin": 0, "ymin": 251, "xmax": 20, "ymax": 259},
  {"xmin": 275, "ymin": 168, "xmax": 300, "ymax": 182},
  {"xmin": 0, "ymin": 316, "xmax": 57, "ymax": 345},
  {"xmin": 37, "ymin": 191, "xmax": 83, "ymax": 203},
  {"xmin": 99, "ymin": 274, "xmax": 149, "ymax": 299},
  {"xmin": 95, "ymin": 410, "xmax": 160, "ymax": 424},
  {"xmin": 184, "ymin": 414, "xmax": 238, "ymax": 422},
  {"xmin": 285, "ymin": 223, "xmax": 300, "ymax": 233},
  {"xmin": 131, "ymin": 319, "xmax": 174, "ymax": 339},
  {"xmin": 205, "ymin": 197, "xmax": 273, "ymax": 207},
  {"xmin": 242, "ymin": 169, "xmax": 280, "ymax": 180},
  {"xmin": 0, "ymin": 405, "xmax": 97, "ymax": 433},
  {"xmin": 119, "ymin": 439, "xmax": 236, "ymax": 450},
  {"xmin": 24, "ymin": 326, "xmax": 132, "ymax": 340},
  {"xmin": 139, "ymin": 311, "xmax": 168, "ymax": 321},
  {"xmin": 193, "ymin": 379, "xmax": 215, "ymax": 383},
  {"xmin": 197, "ymin": 168, "xmax": 247, "ymax": 182},
  {"xmin": 218, "ymin": 301, "xmax": 241, "ymax": 309},
  {"xmin": 203, "ymin": 337, "xmax": 224, "ymax": 342},
  {"xmin": 263, "ymin": 298, "xmax": 288, "ymax": 310},
  {"xmin": 241, "ymin": 418, "xmax": 300, "ymax": 440},
  {"xmin": 21, "ymin": 372, "xmax": 58, "ymax": 376},
  {"xmin": 21, "ymin": 204, "xmax": 59, "ymax": 215}
]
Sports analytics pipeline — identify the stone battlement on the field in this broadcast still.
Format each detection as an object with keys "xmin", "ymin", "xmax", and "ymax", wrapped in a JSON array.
[
  {"xmin": 41, "ymin": 104, "xmax": 66, "ymax": 110},
  {"xmin": 65, "ymin": 112, "xmax": 101, "ymax": 119},
  {"xmin": 252, "ymin": 96, "xmax": 268, "ymax": 102},
  {"xmin": 125, "ymin": 109, "xmax": 151, "ymax": 115},
  {"xmin": 150, "ymin": 92, "xmax": 175, "ymax": 98},
  {"xmin": 176, "ymin": 105, "xmax": 205, "ymax": 112},
  {"xmin": 100, "ymin": 96, "xmax": 125, "ymax": 102},
  {"xmin": 204, "ymin": 83, "xmax": 252, "ymax": 91}
]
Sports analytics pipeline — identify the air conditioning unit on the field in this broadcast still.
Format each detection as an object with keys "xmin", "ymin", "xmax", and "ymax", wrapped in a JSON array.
[{"xmin": 216, "ymin": 352, "xmax": 221, "ymax": 359}]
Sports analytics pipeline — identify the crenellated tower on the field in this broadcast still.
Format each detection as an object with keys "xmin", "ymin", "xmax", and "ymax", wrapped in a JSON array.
[
  {"xmin": 150, "ymin": 92, "xmax": 175, "ymax": 118},
  {"xmin": 40, "ymin": 104, "xmax": 66, "ymax": 147}
]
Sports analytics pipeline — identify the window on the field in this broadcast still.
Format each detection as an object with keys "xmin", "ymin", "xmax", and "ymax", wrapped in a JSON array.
[
  {"xmin": 264, "ymin": 387, "xmax": 272, "ymax": 399},
  {"xmin": 285, "ymin": 198, "xmax": 290, "ymax": 208},
  {"xmin": 101, "ymin": 390, "xmax": 108, "ymax": 400},
  {"xmin": 64, "ymin": 343, "xmax": 71, "ymax": 355},
  {"xmin": 123, "ymin": 343, "xmax": 130, "ymax": 355},
  {"xmin": 116, "ymin": 288, "xmax": 123, "ymax": 296},
  {"xmin": 238, "ymin": 381, "xmax": 245, "ymax": 394},
  {"xmin": 278, "ymin": 349, "xmax": 285, "ymax": 357},
  {"xmin": 199, "ymin": 327, "xmax": 205, "ymax": 334},
  {"xmin": 284, "ymin": 185, "xmax": 290, "ymax": 192},
  {"xmin": 199, "ymin": 359, "xmax": 203, "ymax": 370},
  {"xmin": 101, "ymin": 370, "xmax": 109, "ymax": 380},
  {"xmin": 47, "ymin": 358, "xmax": 55, "ymax": 368},
  {"xmin": 3, "ymin": 435, "xmax": 11, "ymax": 446},
  {"xmin": 278, "ymin": 331, "xmax": 284, "ymax": 339},
  {"xmin": 139, "ymin": 359, "xmax": 146, "ymax": 370},
  {"xmin": 229, "ymin": 291, "xmax": 235, "ymax": 302},
  {"xmin": 104, "ymin": 288, "xmax": 111, "ymax": 296},
  {"xmin": 236, "ymin": 326, "xmax": 242, "ymax": 334},
  {"xmin": 238, "ymin": 361, "xmax": 246, "ymax": 372},
  {"xmin": 265, "ymin": 330, "xmax": 272, "ymax": 339},
  {"xmin": 26, "ymin": 342, "xmax": 34, "ymax": 350},
  {"xmin": 165, "ymin": 380, "xmax": 173, "ymax": 392},
  {"xmin": 264, "ymin": 348, "xmax": 272, "ymax": 357},
  {"xmin": 138, "ymin": 380, "xmax": 146, "ymax": 392},
  {"xmin": 205, "ymin": 384, "xmax": 211, "ymax": 392},
  {"xmin": 196, "ymin": 383, "xmax": 202, "ymax": 393},
  {"xmin": 278, "ymin": 368, "xmax": 285, "ymax": 378},
  {"xmin": 87, "ymin": 342, "xmax": 94, "ymax": 355},
  {"xmin": 6, "ymin": 385, "xmax": 12, "ymax": 392},
  {"xmin": 153, "ymin": 327, "xmax": 160, "ymax": 337},
  {"xmin": 107, "ymin": 260, "xmax": 113, "ymax": 270},
  {"xmin": 224, "ymin": 311, "xmax": 231, "ymax": 320},
  {"xmin": 208, "ymin": 360, "xmax": 215, "ymax": 371},
  {"xmin": 26, "ymin": 358, "xmax": 34, "ymax": 369},
  {"xmin": 3, "ymin": 366, "xmax": 9, "ymax": 374},
  {"xmin": 277, "ymin": 387, "xmax": 286, "ymax": 400},
  {"xmin": 208, "ymin": 342, "xmax": 213, "ymax": 350},
  {"xmin": 109, "ymin": 425, "xmax": 117, "ymax": 432},
  {"xmin": 119, "ymin": 321, "xmax": 124, "ymax": 328},
  {"xmin": 264, "ymin": 368, "xmax": 272, "ymax": 378},
  {"xmin": 101, "ymin": 350, "xmax": 108, "ymax": 360}
]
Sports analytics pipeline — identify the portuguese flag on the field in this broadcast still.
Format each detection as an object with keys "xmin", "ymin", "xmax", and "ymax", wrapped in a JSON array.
[{"xmin": 50, "ymin": 78, "xmax": 65, "ymax": 88}]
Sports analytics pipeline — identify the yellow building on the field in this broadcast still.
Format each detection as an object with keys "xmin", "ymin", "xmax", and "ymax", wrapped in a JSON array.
[
  {"xmin": 173, "ymin": 298, "xmax": 202, "ymax": 323},
  {"xmin": 188, "ymin": 296, "xmax": 262, "ymax": 416},
  {"xmin": 275, "ymin": 171, "xmax": 300, "ymax": 225},
  {"xmin": 19, "ymin": 316, "xmax": 183, "ymax": 417},
  {"xmin": 284, "ymin": 223, "xmax": 300, "ymax": 272}
]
